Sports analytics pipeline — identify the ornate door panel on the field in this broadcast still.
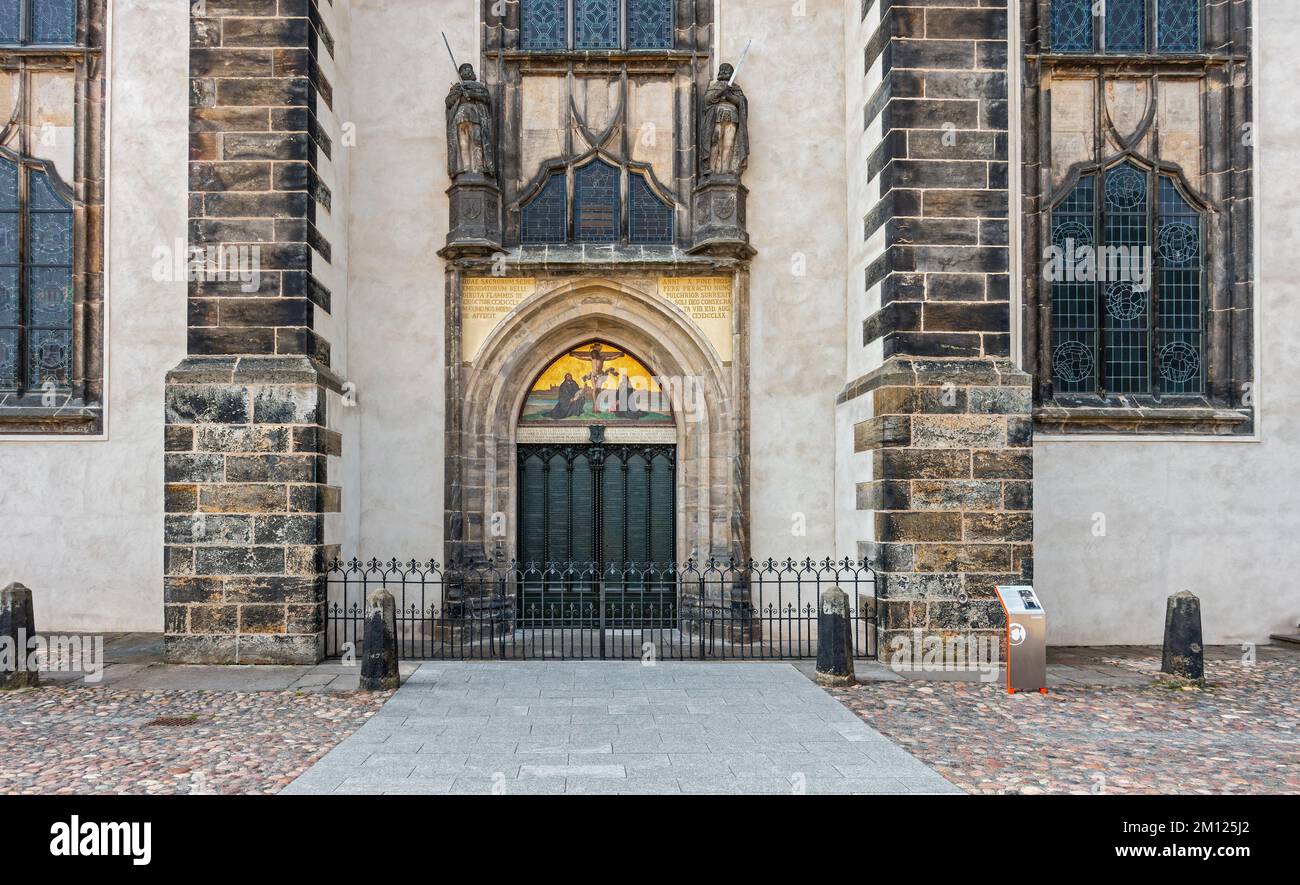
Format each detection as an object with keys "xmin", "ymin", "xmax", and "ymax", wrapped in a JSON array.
[{"xmin": 517, "ymin": 442, "xmax": 676, "ymax": 625}]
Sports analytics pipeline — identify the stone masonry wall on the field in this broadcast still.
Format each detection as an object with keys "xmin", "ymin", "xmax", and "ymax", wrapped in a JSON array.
[
  {"xmin": 165, "ymin": 0, "xmax": 339, "ymax": 664},
  {"xmin": 853, "ymin": 1, "xmax": 1031, "ymax": 656},
  {"xmin": 164, "ymin": 356, "xmax": 340, "ymax": 664},
  {"xmin": 850, "ymin": 356, "xmax": 1032, "ymax": 653}
]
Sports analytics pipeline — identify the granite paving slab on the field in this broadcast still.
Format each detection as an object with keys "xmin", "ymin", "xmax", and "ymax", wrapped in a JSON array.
[{"xmin": 281, "ymin": 661, "xmax": 957, "ymax": 795}]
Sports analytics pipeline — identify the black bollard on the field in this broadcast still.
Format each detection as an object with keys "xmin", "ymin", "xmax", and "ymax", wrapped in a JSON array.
[
  {"xmin": 359, "ymin": 589, "xmax": 399, "ymax": 692},
  {"xmin": 815, "ymin": 586, "xmax": 855, "ymax": 687},
  {"xmin": 0, "ymin": 583, "xmax": 39, "ymax": 689},
  {"xmin": 1160, "ymin": 590, "xmax": 1204, "ymax": 685}
]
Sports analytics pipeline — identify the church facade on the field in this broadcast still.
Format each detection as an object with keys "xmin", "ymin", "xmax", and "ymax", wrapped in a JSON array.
[{"xmin": 0, "ymin": 0, "xmax": 1293, "ymax": 665}]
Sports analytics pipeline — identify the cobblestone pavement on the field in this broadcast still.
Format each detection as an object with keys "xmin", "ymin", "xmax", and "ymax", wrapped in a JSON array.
[
  {"xmin": 283, "ymin": 662, "xmax": 959, "ymax": 795},
  {"xmin": 0, "ymin": 686, "xmax": 387, "ymax": 794},
  {"xmin": 830, "ymin": 646, "xmax": 1300, "ymax": 795}
]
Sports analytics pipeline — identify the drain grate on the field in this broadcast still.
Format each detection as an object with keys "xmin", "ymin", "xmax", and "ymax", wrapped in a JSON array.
[{"xmin": 144, "ymin": 716, "xmax": 200, "ymax": 728}]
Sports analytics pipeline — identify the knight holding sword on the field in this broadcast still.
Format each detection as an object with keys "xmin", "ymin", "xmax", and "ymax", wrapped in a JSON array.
[
  {"xmin": 700, "ymin": 41, "xmax": 752, "ymax": 178},
  {"xmin": 442, "ymin": 35, "xmax": 496, "ymax": 179}
]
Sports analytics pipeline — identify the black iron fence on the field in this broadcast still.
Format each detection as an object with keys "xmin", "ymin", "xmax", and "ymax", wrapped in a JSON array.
[{"xmin": 325, "ymin": 558, "xmax": 878, "ymax": 661}]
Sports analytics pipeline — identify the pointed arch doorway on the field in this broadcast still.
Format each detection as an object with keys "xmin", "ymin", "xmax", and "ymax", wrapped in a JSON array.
[{"xmin": 515, "ymin": 341, "xmax": 679, "ymax": 624}]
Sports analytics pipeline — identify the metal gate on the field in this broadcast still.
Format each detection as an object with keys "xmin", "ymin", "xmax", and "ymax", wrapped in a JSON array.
[{"xmin": 325, "ymin": 557, "xmax": 878, "ymax": 661}]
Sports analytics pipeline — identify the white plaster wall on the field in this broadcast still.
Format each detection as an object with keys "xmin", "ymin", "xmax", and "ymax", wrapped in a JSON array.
[
  {"xmin": 314, "ymin": 0, "xmax": 353, "ymax": 550},
  {"xmin": 1031, "ymin": 2, "xmax": 1295, "ymax": 646},
  {"xmin": 727, "ymin": 0, "xmax": 847, "ymax": 558},
  {"xmin": 0, "ymin": 0, "xmax": 188, "ymax": 631},
  {"xmin": 343, "ymin": 1, "xmax": 475, "ymax": 556},
  {"xmin": 834, "ymin": 0, "xmax": 875, "ymax": 558}
]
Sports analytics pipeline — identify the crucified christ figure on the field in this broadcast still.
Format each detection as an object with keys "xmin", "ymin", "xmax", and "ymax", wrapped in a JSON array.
[{"xmin": 569, "ymin": 343, "xmax": 626, "ymax": 412}]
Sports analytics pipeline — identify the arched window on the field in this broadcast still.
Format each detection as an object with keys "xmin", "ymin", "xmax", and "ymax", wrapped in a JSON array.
[
  {"xmin": 1050, "ymin": 0, "xmax": 1200, "ymax": 54},
  {"xmin": 520, "ymin": 0, "xmax": 673, "ymax": 51},
  {"xmin": 0, "ymin": 0, "xmax": 77, "ymax": 45},
  {"xmin": 628, "ymin": 174, "xmax": 674, "ymax": 244},
  {"xmin": 0, "ymin": 157, "xmax": 75, "ymax": 392},
  {"xmin": 1048, "ymin": 162, "xmax": 1204, "ymax": 396},
  {"xmin": 574, "ymin": 159, "xmax": 619, "ymax": 243},
  {"xmin": 520, "ymin": 173, "xmax": 567, "ymax": 244},
  {"xmin": 520, "ymin": 163, "xmax": 675, "ymax": 246}
]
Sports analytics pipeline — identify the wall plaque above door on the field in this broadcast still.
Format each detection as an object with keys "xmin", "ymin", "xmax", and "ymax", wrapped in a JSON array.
[
  {"xmin": 658, "ymin": 276, "xmax": 733, "ymax": 361},
  {"xmin": 462, "ymin": 277, "xmax": 537, "ymax": 360}
]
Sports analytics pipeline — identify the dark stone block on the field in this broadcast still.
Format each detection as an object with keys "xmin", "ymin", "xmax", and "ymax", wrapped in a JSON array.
[
  {"xmin": 222, "ymin": 132, "xmax": 310, "ymax": 161},
  {"xmin": 252, "ymin": 385, "xmax": 320, "ymax": 424},
  {"xmin": 216, "ymin": 77, "xmax": 311, "ymax": 109},
  {"xmin": 879, "ymin": 448, "xmax": 970, "ymax": 480},
  {"xmin": 204, "ymin": 191, "xmax": 309, "ymax": 218},
  {"xmin": 360, "ymin": 589, "xmax": 400, "ymax": 691},
  {"xmin": 1004, "ymin": 481, "xmax": 1033, "ymax": 511},
  {"xmin": 164, "ymin": 634, "xmax": 239, "ymax": 664},
  {"xmin": 165, "ymin": 425, "xmax": 195, "ymax": 452},
  {"xmin": 189, "ymin": 47, "xmax": 274, "ymax": 78},
  {"xmin": 883, "ymin": 97, "xmax": 979, "ymax": 130},
  {"xmin": 239, "ymin": 604, "xmax": 287, "ymax": 634},
  {"xmin": 188, "ymin": 326, "xmax": 277, "ymax": 355},
  {"xmin": 877, "ymin": 511, "xmax": 963, "ymax": 543},
  {"xmin": 972, "ymin": 450, "xmax": 1032, "ymax": 479},
  {"xmin": 253, "ymin": 514, "xmax": 323, "ymax": 544},
  {"xmin": 925, "ymin": 273, "xmax": 985, "ymax": 301},
  {"xmin": 863, "ymin": 300, "xmax": 922, "ymax": 345},
  {"xmin": 885, "ymin": 39, "xmax": 975, "ymax": 71},
  {"xmin": 165, "ymin": 453, "xmax": 225, "ymax": 483},
  {"xmin": 0, "ymin": 583, "xmax": 38, "ymax": 689},
  {"xmin": 164, "ymin": 577, "xmax": 224, "ymax": 604},
  {"xmin": 222, "ymin": 17, "xmax": 311, "ymax": 49},
  {"xmin": 925, "ymin": 9, "xmax": 1007, "ymax": 41},
  {"xmin": 815, "ymin": 587, "xmax": 855, "ymax": 686},
  {"xmin": 856, "ymin": 480, "xmax": 911, "ymax": 512},
  {"xmin": 225, "ymin": 453, "xmax": 319, "ymax": 482},
  {"xmin": 190, "ymin": 161, "xmax": 272, "ymax": 192},
  {"xmin": 1161, "ymin": 591, "xmax": 1205, "ymax": 684},
  {"xmin": 219, "ymin": 297, "xmax": 312, "ymax": 327},
  {"xmin": 923, "ymin": 300, "xmax": 1009, "ymax": 334},
  {"xmin": 922, "ymin": 188, "xmax": 1007, "ymax": 218},
  {"xmin": 194, "ymin": 546, "xmax": 286, "ymax": 576},
  {"xmin": 884, "ymin": 160, "xmax": 988, "ymax": 191},
  {"xmin": 165, "ymin": 384, "xmax": 250, "ymax": 424},
  {"xmin": 883, "ymin": 330, "xmax": 983, "ymax": 358}
]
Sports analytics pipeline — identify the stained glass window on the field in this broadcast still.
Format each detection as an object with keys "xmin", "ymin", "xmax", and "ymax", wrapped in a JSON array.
[
  {"xmin": 1102, "ymin": 163, "xmax": 1150, "ymax": 393},
  {"xmin": 0, "ymin": 1, "xmax": 18, "ymax": 45},
  {"xmin": 574, "ymin": 160, "xmax": 619, "ymax": 243},
  {"xmin": 0, "ymin": 160, "xmax": 73, "ymax": 392},
  {"xmin": 0, "ymin": 159, "xmax": 18, "ymax": 390},
  {"xmin": 629, "ymin": 0, "xmax": 672, "ymax": 50},
  {"xmin": 1050, "ymin": 165, "xmax": 1204, "ymax": 397},
  {"xmin": 1155, "ymin": 177, "xmax": 1203, "ymax": 393},
  {"xmin": 1051, "ymin": 0, "xmax": 1094, "ymax": 52},
  {"xmin": 1105, "ymin": 0, "xmax": 1146, "ymax": 52},
  {"xmin": 521, "ymin": 0, "xmax": 566, "ymax": 50},
  {"xmin": 521, "ymin": 0, "xmax": 673, "ymax": 51},
  {"xmin": 575, "ymin": 0, "xmax": 619, "ymax": 50},
  {"xmin": 1050, "ymin": 175, "xmax": 1097, "ymax": 394},
  {"xmin": 0, "ymin": 0, "xmax": 76, "ymax": 45},
  {"xmin": 32, "ymin": 0, "xmax": 74, "ymax": 44},
  {"xmin": 522, "ymin": 173, "xmax": 568, "ymax": 244},
  {"xmin": 1157, "ymin": 0, "xmax": 1200, "ymax": 53},
  {"xmin": 628, "ymin": 173, "xmax": 673, "ymax": 244}
]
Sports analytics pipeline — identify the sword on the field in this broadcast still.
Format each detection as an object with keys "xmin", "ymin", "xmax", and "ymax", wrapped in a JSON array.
[
  {"xmin": 728, "ymin": 39, "xmax": 752, "ymax": 86},
  {"xmin": 442, "ymin": 31, "xmax": 460, "ymax": 77}
]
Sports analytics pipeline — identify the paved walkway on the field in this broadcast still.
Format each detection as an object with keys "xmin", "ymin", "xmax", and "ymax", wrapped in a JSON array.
[{"xmin": 281, "ymin": 662, "xmax": 958, "ymax": 795}]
